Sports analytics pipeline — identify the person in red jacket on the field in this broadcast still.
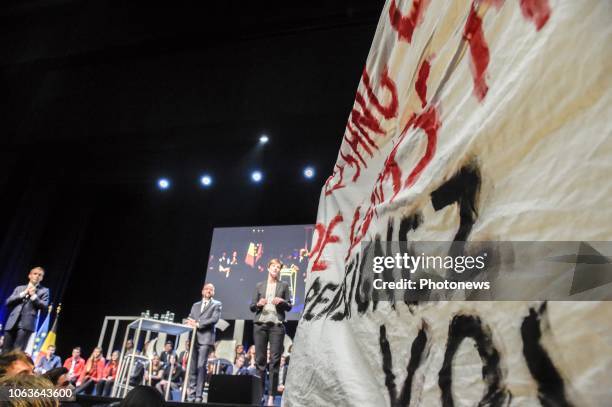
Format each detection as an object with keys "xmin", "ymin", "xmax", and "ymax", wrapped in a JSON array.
[
  {"xmin": 63, "ymin": 347, "xmax": 86, "ymax": 385},
  {"xmin": 95, "ymin": 350, "xmax": 120, "ymax": 397},
  {"xmin": 75, "ymin": 346, "xmax": 105, "ymax": 394}
]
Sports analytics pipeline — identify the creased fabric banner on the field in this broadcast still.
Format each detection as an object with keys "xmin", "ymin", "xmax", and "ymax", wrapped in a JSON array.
[{"xmin": 286, "ymin": 1, "xmax": 611, "ymax": 406}]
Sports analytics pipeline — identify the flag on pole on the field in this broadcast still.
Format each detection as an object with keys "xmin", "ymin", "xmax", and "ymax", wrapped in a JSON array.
[
  {"xmin": 24, "ymin": 309, "xmax": 43, "ymax": 356},
  {"xmin": 31, "ymin": 305, "xmax": 53, "ymax": 359},
  {"xmin": 41, "ymin": 303, "xmax": 61, "ymax": 354}
]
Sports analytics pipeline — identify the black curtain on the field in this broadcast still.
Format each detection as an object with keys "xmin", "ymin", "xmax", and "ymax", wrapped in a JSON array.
[{"xmin": 0, "ymin": 179, "xmax": 91, "ymax": 333}]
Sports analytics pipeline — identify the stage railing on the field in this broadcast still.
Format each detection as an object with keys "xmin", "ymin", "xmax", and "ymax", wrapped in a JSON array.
[
  {"xmin": 97, "ymin": 316, "xmax": 139, "ymax": 359},
  {"xmin": 111, "ymin": 318, "xmax": 196, "ymax": 402}
]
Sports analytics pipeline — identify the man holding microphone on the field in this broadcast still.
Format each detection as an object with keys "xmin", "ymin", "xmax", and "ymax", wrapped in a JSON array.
[{"xmin": 2, "ymin": 267, "xmax": 49, "ymax": 353}]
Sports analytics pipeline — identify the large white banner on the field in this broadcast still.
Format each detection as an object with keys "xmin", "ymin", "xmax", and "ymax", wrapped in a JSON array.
[{"xmin": 286, "ymin": 0, "xmax": 611, "ymax": 405}]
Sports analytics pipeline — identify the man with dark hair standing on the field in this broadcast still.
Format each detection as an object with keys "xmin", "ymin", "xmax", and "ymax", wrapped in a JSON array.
[
  {"xmin": 186, "ymin": 283, "xmax": 221, "ymax": 402},
  {"xmin": 2, "ymin": 267, "xmax": 49, "ymax": 353},
  {"xmin": 250, "ymin": 258, "xmax": 292, "ymax": 406}
]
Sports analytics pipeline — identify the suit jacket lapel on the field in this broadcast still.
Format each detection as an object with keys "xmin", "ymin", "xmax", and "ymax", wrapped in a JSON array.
[
  {"xmin": 262, "ymin": 280, "xmax": 281, "ymax": 299},
  {"xmin": 200, "ymin": 299, "xmax": 212, "ymax": 316},
  {"xmin": 275, "ymin": 281, "xmax": 281, "ymax": 298},
  {"xmin": 262, "ymin": 281, "xmax": 280, "ymax": 299}
]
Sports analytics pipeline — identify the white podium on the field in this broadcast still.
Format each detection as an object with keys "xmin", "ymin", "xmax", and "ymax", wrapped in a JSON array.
[{"xmin": 112, "ymin": 318, "xmax": 196, "ymax": 402}]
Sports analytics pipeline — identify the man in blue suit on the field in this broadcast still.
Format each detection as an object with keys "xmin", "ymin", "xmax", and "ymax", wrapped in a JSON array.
[
  {"xmin": 3, "ymin": 267, "xmax": 49, "ymax": 353},
  {"xmin": 186, "ymin": 282, "xmax": 221, "ymax": 402}
]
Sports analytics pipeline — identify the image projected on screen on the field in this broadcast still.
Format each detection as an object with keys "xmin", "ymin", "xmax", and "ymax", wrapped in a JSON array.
[{"xmin": 206, "ymin": 224, "xmax": 313, "ymax": 320}]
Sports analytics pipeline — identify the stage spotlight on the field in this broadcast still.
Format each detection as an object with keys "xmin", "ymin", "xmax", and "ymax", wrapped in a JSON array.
[
  {"xmin": 158, "ymin": 178, "xmax": 170, "ymax": 190},
  {"xmin": 251, "ymin": 171, "xmax": 263, "ymax": 183},
  {"xmin": 259, "ymin": 135, "xmax": 269, "ymax": 144},
  {"xmin": 200, "ymin": 175, "xmax": 212, "ymax": 187},
  {"xmin": 303, "ymin": 166, "xmax": 315, "ymax": 179}
]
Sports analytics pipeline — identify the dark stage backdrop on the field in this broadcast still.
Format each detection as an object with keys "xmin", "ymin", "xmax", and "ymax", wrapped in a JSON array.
[{"xmin": 0, "ymin": 181, "xmax": 92, "ymax": 333}]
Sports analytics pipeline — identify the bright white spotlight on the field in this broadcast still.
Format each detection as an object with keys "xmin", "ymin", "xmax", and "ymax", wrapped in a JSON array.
[
  {"xmin": 259, "ymin": 135, "xmax": 269, "ymax": 144},
  {"xmin": 200, "ymin": 175, "xmax": 212, "ymax": 187},
  {"xmin": 158, "ymin": 178, "xmax": 170, "ymax": 190},
  {"xmin": 251, "ymin": 171, "xmax": 263, "ymax": 183},
  {"xmin": 303, "ymin": 166, "xmax": 315, "ymax": 179}
]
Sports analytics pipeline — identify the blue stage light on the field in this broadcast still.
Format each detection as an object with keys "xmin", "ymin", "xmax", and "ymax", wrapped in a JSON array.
[
  {"xmin": 251, "ymin": 171, "xmax": 263, "ymax": 183},
  {"xmin": 158, "ymin": 178, "xmax": 170, "ymax": 189},
  {"xmin": 303, "ymin": 166, "xmax": 315, "ymax": 179},
  {"xmin": 259, "ymin": 135, "xmax": 269, "ymax": 144},
  {"xmin": 200, "ymin": 175, "xmax": 212, "ymax": 187}
]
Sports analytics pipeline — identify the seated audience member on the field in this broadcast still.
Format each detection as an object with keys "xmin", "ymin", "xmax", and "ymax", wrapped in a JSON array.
[
  {"xmin": 206, "ymin": 350, "xmax": 217, "ymax": 375},
  {"xmin": 76, "ymin": 346, "xmax": 105, "ymax": 394},
  {"xmin": 144, "ymin": 354, "xmax": 164, "ymax": 387},
  {"xmin": 246, "ymin": 349, "xmax": 257, "ymax": 376},
  {"xmin": 0, "ymin": 349, "xmax": 34, "ymax": 377},
  {"xmin": 156, "ymin": 354, "xmax": 183, "ymax": 398},
  {"xmin": 0, "ymin": 373, "xmax": 58, "ymax": 407},
  {"xmin": 42, "ymin": 366, "xmax": 70, "ymax": 388},
  {"xmin": 120, "ymin": 340, "xmax": 146, "ymax": 386},
  {"xmin": 159, "ymin": 341, "xmax": 175, "ymax": 367},
  {"xmin": 245, "ymin": 345, "xmax": 256, "ymax": 365},
  {"xmin": 235, "ymin": 344, "xmax": 245, "ymax": 360},
  {"xmin": 228, "ymin": 354, "xmax": 249, "ymax": 375},
  {"xmin": 217, "ymin": 358, "xmax": 233, "ymax": 375},
  {"xmin": 129, "ymin": 358, "xmax": 146, "ymax": 386},
  {"xmin": 35, "ymin": 345, "xmax": 62, "ymax": 374},
  {"xmin": 96, "ymin": 350, "xmax": 120, "ymax": 397},
  {"xmin": 119, "ymin": 385, "xmax": 167, "ymax": 407},
  {"xmin": 124, "ymin": 338, "xmax": 134, "ymax": 354},
  {"xmin": 63, "ymin": 347, "xmax": 85, "ymax": 385},
  {"xmin": 178, "ymin": 338, "xmax": 190, "ymax": 370}
]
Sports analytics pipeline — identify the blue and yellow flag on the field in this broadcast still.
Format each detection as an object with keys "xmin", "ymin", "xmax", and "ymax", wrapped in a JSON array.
[
  {"xmin": 40, "ymin": 304, "xmax": 61, "ymax": 354},
  {"xmin": 29, "ymin": 305, "xmax": 52, "ymax": 358}
]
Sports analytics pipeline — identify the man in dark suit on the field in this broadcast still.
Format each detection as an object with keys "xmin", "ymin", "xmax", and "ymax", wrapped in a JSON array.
[
  {"xmin": 159, "ymin": 340, "xmax": 175, "ymax": 367},
  {"xmin": 2, "ymin": 267, "xmax": 49, "ymax": 353},
  {"xmin": 250, "ymin": 258, "xmax": 292, "ymax": 406},
  {"xmin": 186, "ymin": 282, "xmax": 221, "ymax": 402}
]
